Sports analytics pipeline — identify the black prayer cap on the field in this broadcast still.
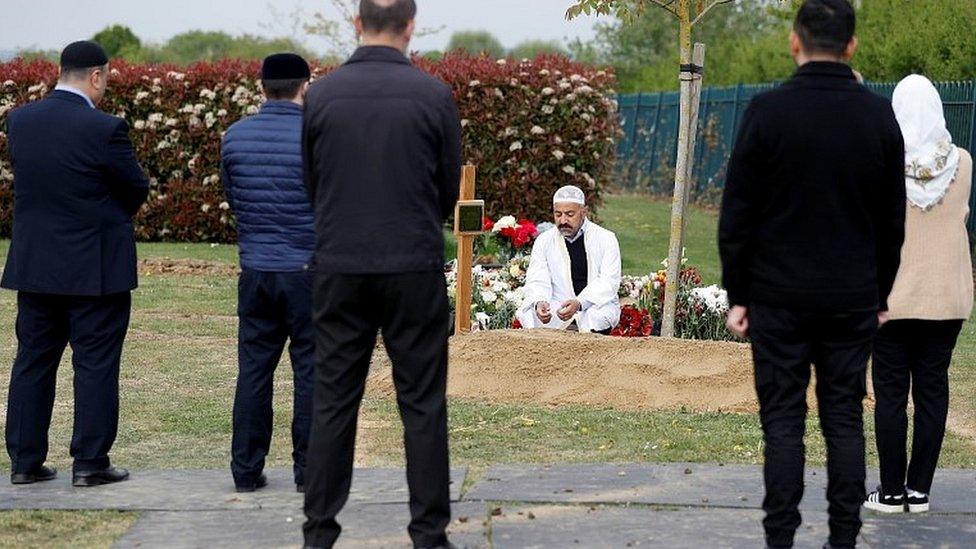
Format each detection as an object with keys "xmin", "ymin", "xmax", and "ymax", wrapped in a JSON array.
[
  {"xmin": 261, "ymin": 53, "xmax": 311, "ymax": 80},
  {"xmin": 60, "ymin": 40, "xmax": 109, "ymax": 69}
]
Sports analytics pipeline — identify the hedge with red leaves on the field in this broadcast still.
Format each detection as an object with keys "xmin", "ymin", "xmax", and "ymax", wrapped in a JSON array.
[{"xmin": 0, "ymin": 55, "xmax": 619, "ymax": 242}]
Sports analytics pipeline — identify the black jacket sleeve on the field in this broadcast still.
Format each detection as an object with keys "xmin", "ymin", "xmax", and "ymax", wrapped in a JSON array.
[
  {"xmin": 302, "ymin": 108, "xmax": 317, "ymax": 207},
  {"xmin": 103, "ymin": 119, "xmax": 150, "ymax": 217},
  {"xmin": 875, "ymin": 113, "xmax": 907, "ymax": 311},
  {"xmin": 718, "ymin": 102, "xmax": 764, "ymax": 307},
  {"xmin": 436, "ymin": 88, "xmax": 462, "ymax": 220},
  {"xmin": 220, "ymin": 158, "xmax": 235, "ymax": 211}
]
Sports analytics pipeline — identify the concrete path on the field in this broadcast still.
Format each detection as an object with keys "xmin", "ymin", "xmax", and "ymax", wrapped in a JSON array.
[{"xmin": 1, "ymin": 464, "xmax": 973, "ymax": 548}]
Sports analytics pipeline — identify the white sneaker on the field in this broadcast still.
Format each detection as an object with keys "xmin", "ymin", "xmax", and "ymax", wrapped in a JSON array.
[{"xmin": 864, "ymin": 489, "xmax": 906, "ymax": 513}]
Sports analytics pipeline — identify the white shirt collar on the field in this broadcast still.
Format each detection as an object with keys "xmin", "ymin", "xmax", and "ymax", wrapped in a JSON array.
[
  {"xmin": 564, "ymin": 218, "xmax": 588, "ymax": 244},
  {"xmin": 54, "ymin": 84, "xmax": 96, "ymax": 109}
]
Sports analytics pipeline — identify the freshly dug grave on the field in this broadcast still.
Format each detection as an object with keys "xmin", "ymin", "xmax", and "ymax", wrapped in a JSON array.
[
  {"xmin": 367, "ymin": 329, "xmax": 766, "ymax": 413},
  {"xmin": 139, "ymin": 257, "xmax": 239, "ymax": 277}
]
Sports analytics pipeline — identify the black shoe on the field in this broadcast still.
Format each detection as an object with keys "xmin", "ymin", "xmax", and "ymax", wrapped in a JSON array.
[
  {"xmin": 72, "ymin": 466, "xmax": 129, "ymax": 487},
  {"xmin": 416, "ymin": 543, "xmax": 456, "ymax": 549},
  {"xmin": 863, "ymin": 486, "xmax": 906, "ymax": 514},
  {"xmin": 907, "ymin": 492, "xmax": 930, "ymax": 513},
  {"xmin": 296, "ymin": 483, "xmax": 305, "ymax": 493},
  {"xmin": 235, "ymin": 473, "xmax": 267, "ymax": 493},
  {"xmin": 11, "ymin": 465, "xmax": 58, "ymax": 485}
]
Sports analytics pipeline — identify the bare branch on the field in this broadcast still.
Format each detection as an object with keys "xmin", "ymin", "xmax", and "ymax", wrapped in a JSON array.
[
  {"xmin": 649, "ymin": 0, "xmax": 681, "ymax": 18},
  {"xmin": 691, "ymin": 0, "xmax": 734, "ymax": 26}
]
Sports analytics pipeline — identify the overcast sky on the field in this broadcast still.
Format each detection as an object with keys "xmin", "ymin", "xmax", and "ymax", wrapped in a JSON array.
[{"xmin": 1, "ymin": 0, "xmax": 606, "ymax": 54}]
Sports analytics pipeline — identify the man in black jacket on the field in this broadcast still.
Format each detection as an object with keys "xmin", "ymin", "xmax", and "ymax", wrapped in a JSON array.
[
  {"xmin": 719, "ymin": 1, "xmax": 905, "ymax": 547},
  {"xmin": 301, "ymin": 1, "xmax": 461, "ymax": 547},
  {"xmin": 2, "ymin": 41, "xmax": 149, "ymax": 487}
]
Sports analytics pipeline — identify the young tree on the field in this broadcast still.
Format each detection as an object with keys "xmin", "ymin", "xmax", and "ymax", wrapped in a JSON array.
[
  {"xmin": 574, "ymin": 1, "xmax": 792, "ymax": 91},
  {"xmin": 567, "ymin": 0, "xmax": 735, "ymax": 337}
]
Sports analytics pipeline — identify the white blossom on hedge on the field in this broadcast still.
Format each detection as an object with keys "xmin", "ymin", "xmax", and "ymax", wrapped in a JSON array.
[{"xmin": 509, "ymin": 141, "xmax": 523, "ymax": 152}]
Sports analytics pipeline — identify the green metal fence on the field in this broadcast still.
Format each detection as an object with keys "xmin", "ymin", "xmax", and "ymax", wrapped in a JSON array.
[{"xmin": 617, "ymin": 80, "xmax": 976, "ymax": 231}]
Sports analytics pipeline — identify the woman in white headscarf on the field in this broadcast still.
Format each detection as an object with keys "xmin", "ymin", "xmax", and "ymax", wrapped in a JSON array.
[{"xmin": 865, "ymin": 75, "xmax": 974, "ymax": 515}]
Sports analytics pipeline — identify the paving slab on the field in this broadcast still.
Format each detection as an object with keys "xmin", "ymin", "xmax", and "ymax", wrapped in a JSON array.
[
  {"xmin": 488, "ymin": 505, "xmax": 830, "ymax": 549},
  {"xmin": 860, "ymin": 513, "xmax": 976, "ymax": 548},
  {"xmin": 466, "ymin": 463, "xmax": 817, "ymax": 509},
  {"xmin": 0, "ymin": 468, "xmax": 467, "ymax": 511},
  {"xmin": 865, "ymin": 468, "xmax": 976, "ymax": 514},
  {"xmin": 114, "ymin": 502, "xmax": 489, "ymax": 549},
  {"xmin": 466, "ymin": 463, "xmax": 976, "ymax": 514},
  {"xmin": 489, "ymin": 504, "xmax": 976, "ymax": 549}
]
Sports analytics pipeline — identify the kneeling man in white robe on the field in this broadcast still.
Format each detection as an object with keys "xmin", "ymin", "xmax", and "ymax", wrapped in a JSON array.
[{"xmin": 517, "ymin": 185, "xmax": 622, "ymax": 333}]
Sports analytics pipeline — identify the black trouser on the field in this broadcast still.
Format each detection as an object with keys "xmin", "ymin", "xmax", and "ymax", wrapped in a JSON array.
[
  {"xmin": 872, "ymin": 319, "xmax": 963, "ymax": 496},
  {"xmin": 750, "ymin": 304, "xmax": 876, "ymax": 549},
  {"xmin": 303, "ymin": 272, "xmax": 451, "ymax": 549},
  {"xmin": 5, "ymin": 291, "xmax": 131, "ymax": 473},
  {"xmin": 231, "ymin": 269, "xmax": 315, "ymax": 487}
]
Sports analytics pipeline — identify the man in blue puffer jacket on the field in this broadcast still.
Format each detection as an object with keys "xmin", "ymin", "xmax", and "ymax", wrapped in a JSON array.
[{"xmin": 220, "ymin": 53, "xmax": 315, "ymax": 493}]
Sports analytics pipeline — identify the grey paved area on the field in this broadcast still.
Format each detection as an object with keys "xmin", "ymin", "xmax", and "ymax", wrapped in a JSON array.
[
  {"xmin": 489, "ymin": 505, "xmax": 830, "ymax": 548},
  {"xmin": 114, "ymin": 502, "xmax": 490, "ymax": 548},
  {"xmin": 0, "ymin": 468, "xmax": 467, "ymax": 511},
  {"xmin": 466, "ymin": 463, "xmax": 976, "ymax": 514},
  {"xmin": 3, "ymin": 464, "xmax": 974, "ymax": 548}
]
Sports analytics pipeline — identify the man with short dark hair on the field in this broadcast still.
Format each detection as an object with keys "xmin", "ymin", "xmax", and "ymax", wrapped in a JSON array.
[
  {"xmin": 301, "ymin": 0, "xmax": 461, "ymax": 547},
  {"xmin": 220, "ymin": 53, "xmax": 315, "ymax": 494},
  {"xmin": 719, "ymin": 0, "xmax": 905, "ymax": 547},
  {"xmin": 2, "ymin": 40, "xmax": 149, "ymax": 487}
]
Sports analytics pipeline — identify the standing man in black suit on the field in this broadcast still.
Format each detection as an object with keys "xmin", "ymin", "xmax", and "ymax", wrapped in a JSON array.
[
  {"xmin": 719, "ymin": 1, "xmax": 906, "ymax": 547},
  {"xmin": 2, "ymin": 41, "xmax": 149, "ymax": 487},
  {"xmin": 301, "ymin": 1, "xmax": 461, "ymax": 547}
]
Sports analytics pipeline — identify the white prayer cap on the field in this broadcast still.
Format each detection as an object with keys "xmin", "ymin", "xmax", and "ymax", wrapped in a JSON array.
[{"xmin": 553, "ymin": 185, "xmax": 586, "ymax": 206}]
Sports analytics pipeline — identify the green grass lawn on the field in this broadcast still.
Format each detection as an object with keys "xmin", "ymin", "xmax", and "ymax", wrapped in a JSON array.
[
  {"xmin": 0, "ymin": 195, "xmax": 974, "ymax": 546},
  {"xmin": 600, "ymin": 194, "xmax": 721, "ymax": 281}
]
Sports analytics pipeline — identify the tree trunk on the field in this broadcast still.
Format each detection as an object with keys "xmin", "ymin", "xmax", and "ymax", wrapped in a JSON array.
[{"xmin": 660, "ymin": 0, "xmax": 695, "ymax": 338}]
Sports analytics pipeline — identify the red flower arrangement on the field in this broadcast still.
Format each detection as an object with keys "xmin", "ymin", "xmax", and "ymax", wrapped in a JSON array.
[
  {"xmin": 497, "ymin": 218, "xmax": 538, "ymax": 249},
  {"xmin": 611, "ymin": 305, "xmax": 654, "ymax": 337}
]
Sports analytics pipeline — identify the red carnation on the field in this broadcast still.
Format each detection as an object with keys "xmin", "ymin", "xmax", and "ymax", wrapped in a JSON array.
[{"xmin": 611, "ymin": 305, "xmax": 653, "ymax": 337}]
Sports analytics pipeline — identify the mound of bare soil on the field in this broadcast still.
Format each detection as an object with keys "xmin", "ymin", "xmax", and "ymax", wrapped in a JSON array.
[
  {"xmin": 367, "ymin": 329, "xmax": 762, "ymax": 413},
  {"xmin": 140, "ymin": 258, "xmax": 239, "ymax": 277}
]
